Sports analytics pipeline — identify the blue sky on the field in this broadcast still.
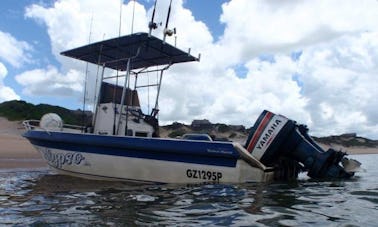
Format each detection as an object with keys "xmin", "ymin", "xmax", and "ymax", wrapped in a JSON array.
[
  {"xmin": 1, "ymin": 0, "xmax": 56, "ymax": 105},
  {"xmin": 0, "ymin": 0, "xmax": 378, "ymax": 139}
]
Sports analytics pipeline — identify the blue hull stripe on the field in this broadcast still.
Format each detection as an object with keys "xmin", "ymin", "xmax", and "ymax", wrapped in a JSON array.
[{"xmin": 24, "ymin": 131, "xmax": 239, "ymax": 167}]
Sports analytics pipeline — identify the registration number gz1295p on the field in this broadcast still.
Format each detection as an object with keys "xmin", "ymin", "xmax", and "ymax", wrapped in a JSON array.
[{"xmin": 186, "ymin": 169, "xmax": 222, "ymax": 182}]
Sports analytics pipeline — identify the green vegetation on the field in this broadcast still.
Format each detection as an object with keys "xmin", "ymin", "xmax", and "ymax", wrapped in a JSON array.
[
  {"xmin": 168, "ymin": 129, "xmax": 187, "ymax": 138},
  {"xmin": 162, "ymin": 122, "xmax": 186, "ymax": 130},
  {"xmin": 217, "ymin": 124, "xmax": 230, "ymax": 133},
  {"xmin": 229, "ymin": 132, "xmax": 237, "ymax": 138},
  {"xmin": 0, "ymin": 100, "xmax": 90, "ymax": 125}
]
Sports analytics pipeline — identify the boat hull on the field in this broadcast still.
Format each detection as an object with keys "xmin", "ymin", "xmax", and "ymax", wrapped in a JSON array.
[{"xmin": 24, "ymin": 130, "xmax": 274, "ymax": 183}]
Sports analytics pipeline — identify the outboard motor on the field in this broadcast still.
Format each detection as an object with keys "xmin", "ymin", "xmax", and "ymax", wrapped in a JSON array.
[{"xmin": 245, "ymin": 110, "xmax": 359, "ymax": 179}]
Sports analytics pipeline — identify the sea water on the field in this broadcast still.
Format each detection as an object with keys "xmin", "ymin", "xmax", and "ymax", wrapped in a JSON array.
[{"xmin": 0, "ymin": 154, "xmax": 377, "ymax": 226}]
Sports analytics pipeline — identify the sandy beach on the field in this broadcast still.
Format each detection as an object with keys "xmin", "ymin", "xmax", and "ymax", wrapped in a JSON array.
[
  {"xmin": 0, "ymin": 117, "xmax": 46, "ymax": 169},
  {"xmin": 0, "ymin": 117, "xmax": 377, "ymax": 170}
]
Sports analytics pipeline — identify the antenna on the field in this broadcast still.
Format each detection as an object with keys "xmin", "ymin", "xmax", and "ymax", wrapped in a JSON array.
[
  {"xmin": 163, "ymin": 0, "xmax": 176, "ymax": 42},
  {"xmin": 131, "ymin": 0, "xmax": 136, "ymax": 34},
  {"xmin": 118, "ymin": 0, "xmax": 123, "ymax": 36},
  {"xmin": 82, "ymin": 14, "xmax": 93, "ymax": 131},
  {"xmin": 148, "ymin": 0, "xmax": 158, "ymax": 36}
]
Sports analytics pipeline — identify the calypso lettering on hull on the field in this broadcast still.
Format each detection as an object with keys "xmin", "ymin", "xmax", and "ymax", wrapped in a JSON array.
[{"xmin": 39, "ymin": 148, "xmax": 85, "ymax": 168}]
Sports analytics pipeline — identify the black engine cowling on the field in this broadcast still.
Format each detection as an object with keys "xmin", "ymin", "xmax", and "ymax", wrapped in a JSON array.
[{"xmin": 245, "ymin": 110, "xmax": 355, "ymax": 179}]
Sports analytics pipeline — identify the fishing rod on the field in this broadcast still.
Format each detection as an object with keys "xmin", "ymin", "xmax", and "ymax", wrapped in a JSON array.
[
  {"xmin": 148, "ymin": 0, "xmax": 158, "ymax": 36},
  {"xmin": 112, "ymin": 0, "xmax": 124, "ymax": 135},
  {"xmin": 163, "ymin": 0, "xmax": 175, "ymax": 42},
  {"xmin": 131, "ymin": 0, "xmax": 136, "ymax": 34}
]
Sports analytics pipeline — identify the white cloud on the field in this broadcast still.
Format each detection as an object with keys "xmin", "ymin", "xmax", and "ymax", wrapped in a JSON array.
[
  {"xmin": 218, "ymin": 0, "xmax": 378, "ymax": 63},
  {"xmin": 15, "ymin": 65, "xmax": 83, "ymax": 97},
  {"xmin": 19, "ymin": 0, "xmax": 378, "ymax": 139},
  {"xmin": 0, "ymin": 62, "xmax": 20, "ymax": 102},
  {"xmin": 297, "ymin": 32, "xmax": 378, "ymax": 137},
  {"xmin": 0, "ymin": 30, "xmax": 28, "ymax": 102},
  {"xmin": 0, "ymin": 31, "xmax": 32, "ymax": 68},
  {"xmin": 0, "ymin": 63, "xmax": 7, "ymax": 80}
]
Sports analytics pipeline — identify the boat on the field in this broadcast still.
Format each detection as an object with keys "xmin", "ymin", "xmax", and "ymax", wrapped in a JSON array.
[{"xmin": 22, "ymin": 4, "xmax": 361, "ymax": 184}]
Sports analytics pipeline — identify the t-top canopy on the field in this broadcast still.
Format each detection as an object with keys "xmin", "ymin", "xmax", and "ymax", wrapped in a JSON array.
[{"xmin": 61, "ymin": 32, "xmax": 199, "ymax": 71}]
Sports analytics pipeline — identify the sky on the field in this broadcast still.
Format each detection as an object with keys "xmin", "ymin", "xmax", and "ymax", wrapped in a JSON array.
[{"xmin": 0, "ymin": 0, "xmax": 378, "ymax": 139}]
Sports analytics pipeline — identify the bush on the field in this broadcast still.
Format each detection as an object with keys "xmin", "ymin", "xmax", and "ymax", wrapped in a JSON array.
[
  {"xmin": 218, "ymin": 124, "xmax": 230, "ymax": 133},
  {"xmin": 229, "ymin": 132, "xmax": 237, "ymax": 138},
  {"xmin": 168, "ymin": 129, "xmax": 187, "ymax": 138}
]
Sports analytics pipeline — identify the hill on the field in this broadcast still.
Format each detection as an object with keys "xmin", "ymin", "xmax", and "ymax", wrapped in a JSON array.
[
  {"xmin": 313, "ymin": 133, "xmax": 378, "ymax": 148},
  {"xmin": 0, "ymin": 100, "xmax": 91, "ymax": 126}
]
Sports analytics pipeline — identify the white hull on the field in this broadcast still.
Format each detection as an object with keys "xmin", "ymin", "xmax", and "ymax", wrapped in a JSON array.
[{"xmin": 34, "ymin": 145, "xmax": 274, "ymax": 184}]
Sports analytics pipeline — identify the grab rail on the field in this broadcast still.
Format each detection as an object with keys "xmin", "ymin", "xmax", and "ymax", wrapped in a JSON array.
[{"xmin": 23, "ymin": 120, "xmax": 84, "ymax": 132}]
